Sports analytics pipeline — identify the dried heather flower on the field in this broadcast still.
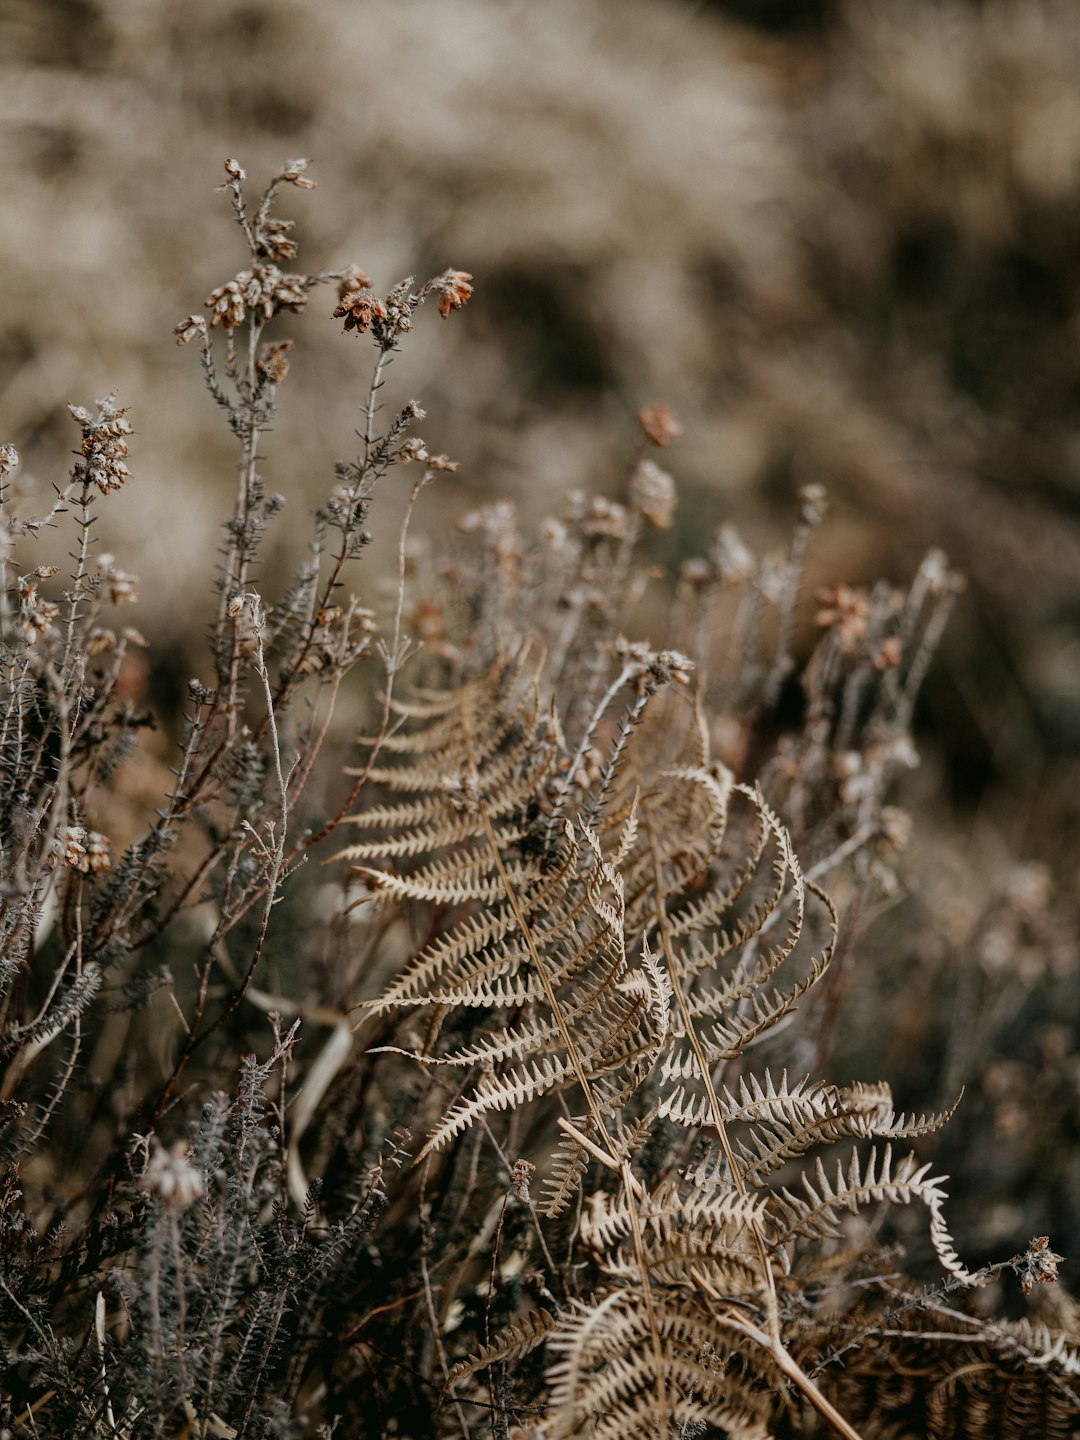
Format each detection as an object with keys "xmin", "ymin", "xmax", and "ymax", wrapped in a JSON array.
[
  {"xmin": 256, "ymin": 340, "xmax": 294, "ymax": 384},
  {"xmin": 337, "ymin": 266, "xmax": 374, "ymax": 302},
  {"xmin": 0, "ymin": 442, "xmax": 18, "ymax": 476},
  {"xmin": 581, "ymin": 496, "xmax": 632, "ymax": 541},
  {"xmin": 711, "ymin": 525, "xmax": 755, "ymax": 586},
  {"xmin": 142, "ymin": 1139, "xmax": 204, "ymax": 1209},
  {"xmin": 431, "ymin": 268, "xmax": 473, "ymax": 318},
  {"xmin": 333, "ymin": 287, "xmax": 389, "ymax": 336},
  {"xmin": 70, "ymin": 396, "xmax": 132, "ymax": 495},
  {"xmin": 207, "ymin": 263, "xmax": 308, "ymax": 331},
  {"xmin": 86, "ymin": 627, "xmax": 116, "ymax": 656},
  {"xmin": 19, "ymin": 582, "xmax": 60, "ymax": 642},
  {"xmin": 509, "ymin": 1158, "xmax": 535, "ymax": 1202},
  {"xmin": 799, "ymin": 482, "xmax": 828, "ymax": 526},
  {"xmin": 257, "ymin": 217, "xmax": 297, "ymax": 263},
  {"xmin": 222, "ymin": 157, "xmax": 246, "ymax": 183},
  {"xmin": 281, "ymin": 157, "xmax": 315, "ymax": 189},
  {"xmin": 815, "ymin": 583, "xmax": 871, "ymax": 651},
  {"xmin": 174, "ymin": 313, "xmax": 207, "ymax": 346},
  {"xmin": 636, "ymin": 402, "xmax": 682, "ymax": 447},
  {"xmin": 55, "ymin": 826, "xmax": 88, "ymax": 870},
  {"xmin": 1015, "ymin": 1236, "xmax": 1064, "ymax": 1294},
  {"xmin": 628, "ymin": 458, "xmax": 677, "ymax": 528},
  {"xmin": 84, "ymin": 831, "xmax": 111, "ymax": 874},
  {"xmin": 106, "ymin": 569, "xmax": 139, "ymax": 605}
]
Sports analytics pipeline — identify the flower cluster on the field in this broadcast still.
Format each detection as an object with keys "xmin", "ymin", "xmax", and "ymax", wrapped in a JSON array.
[
  {"xmin": 54, "ymin": 825, "xmax": 111, "ymax": 874},
  {"xmin": 68, "ymin": 396, "xmax": 132, "ymax": 495},
  {"xmin": 205, "ymin": 261, "xmax": 307, "ymax": 332},
  {"xmin": 333, "ymin": 267, "xmax": 473, "ymax": 350}
]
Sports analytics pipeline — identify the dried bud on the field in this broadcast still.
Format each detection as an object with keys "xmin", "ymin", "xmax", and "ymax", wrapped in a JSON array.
[
  {"xmin": 281, "ymin": 157, "xmax": 315, "ymax": 189},
  {"xmin": 257, "ymin": 218, "xmax": 297, "ymax": 263},
  {"xmin": 187, "ymin": 678, "xmax": 216, "ymax": 706},
  {"xmin": 400, "ymin": 438, "xmax": 430, "ymax": 464},
  {"xmin": 337, "ymin": 265, "xmax": 374, "ymax": 301},
  {"xmin": 1015, "ymin": 1236, "xmax": 1064, "ymax": 1294},
  {"xmin": 107, "ymin": 569, "xmax": 139, "ymax": 605},
  {"xmin": 431, "ymin": 269, "xmax": 473, "ymax": 318},
  {"xmin": 174, "ymin": 314, "xmax": 207, "ymax": 346},
  {"xmin": 799, "ymin": 483, "xmax": 828, "ymax": 526},
  {"xmin": 333, "ymin": 287, "xmax": 389, "ymax": 336},
  {"xmin": 0, "ymin": 443, "xmax": 19, "ymax": 477},
  {"xmin": 256, "ymin": 339, "xmax": 294, "ymax": 384},
  {"xmin": 629, "ymin": 458, "xmax": 677, "ymax": 529},
  {"xmin": 84, "ymin": 831, "xmax": 111, "ymax": 874},
  {"xmin": 509, "ymin": 1158, "xmax": 535, "ymax": 1202},
  {"xmin": 427, "ymin": 453, "xmax": 460, "ymax": 473},
  {"xmin": 711, "ymin": 525, "xmax": 754, "ymax": 586},
  {"xmin": 222, "ymin": 157, "xmax": 246, "ymax": 183},
  {"xmin": 636, "ymin": 402, "xmax": 682, "ymax": 447},
  {"xmin": 86, "ymin": 627, "xmax": 116, "ymax": 656}
]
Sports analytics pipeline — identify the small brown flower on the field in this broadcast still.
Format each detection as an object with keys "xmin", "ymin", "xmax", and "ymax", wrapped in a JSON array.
[
  {"xmin": 0, "ymin": 443, "xmax": 19, "ymax": 476},
  {"xmin": 636, "ymin": 402, "xmax": 682, "ymax": 447},
  {"xmin": 431, "ymin": 269, "xmax": 473, "ymax": 318},
  {"xmin": 333, "ymin": 287, "xmax": 389, "ymax": 336},
  {"xmin": 1015, "ymin": 1236, "xmax": 1064, "ymax": 1294},
  {"xmin": 84, "ymin": 831, "xmax": 112, "ymax": 874},
  {"xmin": 426, "ymin": 453, "xmax": 460, "ymax": 473},
  {"xmin": 256, "ymin": 339, "xmax": 294, "ymax": 384},
  {"xmin": 629, "ymin": 458, "xmax": 677, "ymax": 529},
  {"xmin": 257, "ymin": 218, "xmax": 297, "ymax": 263},
  {"xmin": 222, "ymin": 157, "xmax": 246, "ymax": 183},
  {"xmin": 107, "ymin": 569, "xmax": 139, "ymax": 605},
  {"xmin": 337, "ymin": 266, "xmax": 374, "ymax": 302},
  {"xmin": 174, "ymin": 314, "xmax": 207, "ymax": 346},
  {"xmin": 280, "ymin": 157, "xmax": 315, "ymax": 189}
]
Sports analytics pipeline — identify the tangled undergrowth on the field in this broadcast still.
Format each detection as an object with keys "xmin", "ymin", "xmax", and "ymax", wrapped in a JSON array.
[{"xmin": 0, "ymin": 162, "xmax": 1076, "ymax": 1439}]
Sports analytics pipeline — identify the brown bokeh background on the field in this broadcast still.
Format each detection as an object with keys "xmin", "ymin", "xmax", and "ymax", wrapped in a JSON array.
[{"xmin": 3, "ymin": 0, "xmax": 1079, "ymax": 1268}]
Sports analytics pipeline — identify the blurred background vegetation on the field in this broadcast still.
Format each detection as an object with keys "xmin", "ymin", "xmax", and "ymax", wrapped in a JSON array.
[{"xmin": 2, "ymin": 0, "xmax": 1078, "ymax": 1274}]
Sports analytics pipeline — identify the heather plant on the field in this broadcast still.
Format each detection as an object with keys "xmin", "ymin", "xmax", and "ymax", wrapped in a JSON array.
[{"xmin": 0, "ymin": 160, "xmax": 1076, "ymax": 1440}]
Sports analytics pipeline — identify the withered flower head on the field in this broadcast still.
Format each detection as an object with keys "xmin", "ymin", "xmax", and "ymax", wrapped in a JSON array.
[
  {"xmin": 431, "ymin": 269, "xmax": 474, "ymax": 318},
  {"xmin": 257, "ymin": 217, "xmax": 297, "ymax": 263},
  {"xmin": 70, "ymin": 396, "xmax": 132, "ymax": 495},
  {"xmin": 629, "ymin": 458, "xmax": 677, "ymax": 529},
  {"xmin": 636, "ymin": 402, "xmax": 682, "ymax": 447},
  {"xmin": 174, "ymin": 313, "xmax": 207, "ymax": 346},
  {"xmin": 337, "ymin": 265, "xmax": 373, "ymax": 302},
  {"xmin": 206, "ymin": 263, "xmax": 308, "ymax": 331},
  {"xmin": 0, "ymin": 443, "xmax": 19, "ymax": 476},
  {"xmin": 222, "ymin": 157, "xmax": 246, "ymax": 183},
  {"xmin": 1015, "ymin": 1236, "xmax": 1064, "ymax": 1294},
  {"xmin": 256, "ymin": 339, "xmax": 294, "ymax": 384},
  {"xmin": 333, "ymin": 287, "xmax": 389, "ymax": 336},
  {"xmin": 281, "ymin": 157, "xmax": 315, "ymax": 189}
]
